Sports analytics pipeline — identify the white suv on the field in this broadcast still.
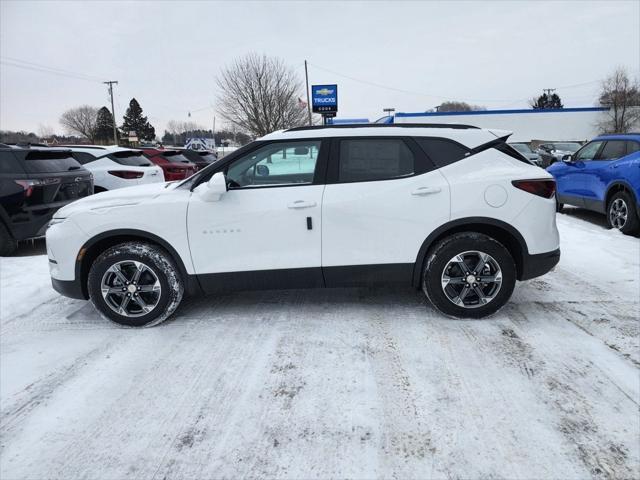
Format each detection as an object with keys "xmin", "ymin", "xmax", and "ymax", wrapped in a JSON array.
[
  {"xmin": 65, "ymin": 146, "xmax": 164, "ymax": 192},
  {"xmin": 47, "ymin": 125, "xmax": 560, "ymax": 327}
]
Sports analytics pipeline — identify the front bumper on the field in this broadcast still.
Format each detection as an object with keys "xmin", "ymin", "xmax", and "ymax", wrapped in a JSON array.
[
  {"xmin": 51, "ymin": 277, "xmax": 87, "ymax": 300},
  {"xmin": 519, "ymin": 248, "xmax": 560, "ymax": 281}
]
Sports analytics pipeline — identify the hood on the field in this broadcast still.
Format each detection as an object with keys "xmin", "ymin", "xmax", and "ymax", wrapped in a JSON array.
[{"xmin": 55, "ymin": 182, "xmax": 175, "ymax": 218}]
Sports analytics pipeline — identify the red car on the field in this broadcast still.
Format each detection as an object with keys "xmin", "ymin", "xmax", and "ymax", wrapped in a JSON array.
[{"xmin": 139, "ymin": 148, "xmax": 197, "ymax": 181}]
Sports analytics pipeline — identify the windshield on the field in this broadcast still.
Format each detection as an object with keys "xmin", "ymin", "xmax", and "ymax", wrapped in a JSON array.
[
  {"xmin": 23, "ymin": 150, "xmax": 83, "ymax": 173},
  {"xmin": 105, "ymin": 151, "xmax": 153, "ymax": 166},
  {"xmin": 511, "ymin": 144, "xmax": 532, "ymax": 154},
  {"xmin": 552, "ymin": 143, "xmax": 581, "ymax": 152}
]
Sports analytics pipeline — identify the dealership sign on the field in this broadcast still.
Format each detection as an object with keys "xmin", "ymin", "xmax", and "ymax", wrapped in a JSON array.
[{"xmin": 312, "ymin": 84, "xmax": 338, "ymax": 114}]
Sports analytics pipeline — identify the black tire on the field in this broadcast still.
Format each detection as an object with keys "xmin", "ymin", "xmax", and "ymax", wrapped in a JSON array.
[
  {"xmin": 422, "ymin": 232, "xmax": 516, "ymax": 319},
  {"xmin": 88, "ymin": 242, "xmax": 184, "ymax": 327},
  {"xmin": 0, "ymin": 222, "xmax": 17, "ymax": 256},
  {"xmin": 607, "ymin": 191, "xmax": 639, "ymax": 235}
]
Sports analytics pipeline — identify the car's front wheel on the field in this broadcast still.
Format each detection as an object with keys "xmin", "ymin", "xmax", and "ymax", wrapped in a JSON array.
[
  {"xmin": 88, "ymin": 242, "xmax": 184, "ymax": 327},
  {"xmin": 607, "ymin": 191, "xmax": 639, "ymax": 235},
  {"xmin": 422, "ymin": 232, "xmax": 516, "ymax": 318}
]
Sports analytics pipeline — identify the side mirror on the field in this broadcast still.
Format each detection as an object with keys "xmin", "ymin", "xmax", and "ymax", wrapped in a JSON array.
[
  {"xmin": 256, "ymin": 164, "xmax": 270, "ymax": 176},
  {"xmin": 196, "ymin": 171, "xmax": 227, "ymax": 201},
  {"xmin": 562, "ymin": 154, "xmax": 573, "ymax": 163},
  {"xmin": 294, "ymin": 147, "xmax": 309, "ymax": 155}
]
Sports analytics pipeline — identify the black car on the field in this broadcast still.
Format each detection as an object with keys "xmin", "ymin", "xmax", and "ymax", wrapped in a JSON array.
[
  {"xmin": 0, "ymin": 145, "xmax": 93, "ymax": 255},
  {"xmin": 178, "ymin": 149, "xmax": 219, "ymax": 171}
]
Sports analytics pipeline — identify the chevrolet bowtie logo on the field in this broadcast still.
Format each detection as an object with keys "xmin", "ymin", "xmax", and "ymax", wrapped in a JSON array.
[{"xmin": 316, "ymin": 88, "xmax": 334, "ymax": 96}]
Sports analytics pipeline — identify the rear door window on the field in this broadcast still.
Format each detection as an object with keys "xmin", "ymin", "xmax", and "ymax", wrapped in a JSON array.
[
  {"xmin": 337, "ymin": 138, "xmax": 415, "ymax": 183},
  {"xmin": 415, "ymin": 138, "xmax": 469, "ymax": 168},
  {"xmin": 597, "ymin": 140, "xmax": 627, "ymax": 161},
  {"xmin": 105, "ymin": 151, "xmax": 153, "ymax": 166},
  {"xmin": 22, "ymin": 150, "xmax": 82, "ymax": 173},
  {"xmin": 0, "ymin": 151, "xmax": 25, "ymax": 174}
]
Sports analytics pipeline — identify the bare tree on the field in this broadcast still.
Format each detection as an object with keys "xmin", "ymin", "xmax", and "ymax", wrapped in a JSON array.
[
  {"xmin": 437, "ymin": 101, "xmax": 486, "ymax": 112},
  {"xmin": 598, "ymin": 67, "xmax": 640, "ymax": 133},
  {"xmin": 60, "ymin": 105, "xmax": 98, "ymax": 141},
  {"xmin": 216, "ymin": 53, "xmax": 307, "ymax": 137},
  {"xmin": 37, "ymin": 124, "xmax": 55, "ymax": 140}
]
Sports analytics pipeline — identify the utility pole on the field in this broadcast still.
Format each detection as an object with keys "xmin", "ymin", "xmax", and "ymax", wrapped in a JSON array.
[
  {"xmin": 103, "ymin": 81, "xmax": 119, "ymax": 145},
  {"xmin": 383, "ymin": 107, "xmax": 395, "ymax": 118},
  {"xmin": 304, "ymin": 60, "xmax": 312, "ymax": 126}
]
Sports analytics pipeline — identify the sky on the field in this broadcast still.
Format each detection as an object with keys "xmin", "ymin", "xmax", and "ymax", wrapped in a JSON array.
[{"xmin": 1, "ymin": 0, "xmax": 639, "ymax": 136}]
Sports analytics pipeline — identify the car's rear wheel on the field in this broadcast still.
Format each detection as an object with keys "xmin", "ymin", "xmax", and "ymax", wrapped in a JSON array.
[
  {"xmin": 0, "ymin": 222, "xmax": 17, "ymax": 256},
  {"xmin": 607, "ymin": 191, "xmax": 639, "ymax": 235},
  {"xmin": 88, "ymin": 242, "xmax": 184, "ymax": 327},
  {"xmin": 422, "ymin": 232, "xmax": 516, "ymax": 318}
]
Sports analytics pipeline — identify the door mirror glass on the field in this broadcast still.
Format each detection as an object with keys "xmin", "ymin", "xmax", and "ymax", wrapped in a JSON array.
[
  {"xmin": 256, "ymin": 164, "xmax": 270, "ymax": 176},
  {"xmin": 294, "ymin": 147, "xmax": 309, "ymax": 155},
  {"xmin": 562, "ymin": 154, "xmax": 573, "ymax": 162}
]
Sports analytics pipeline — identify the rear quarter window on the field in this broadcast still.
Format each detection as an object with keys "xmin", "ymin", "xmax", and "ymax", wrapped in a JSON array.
[
  {"xmin": 626, "ymin": 141, "xmax": 640, "ymax": 155},
  {"xmin": 0, "ymin": 151, "xmax": 25, "ymax": 174},
  {"xmin": 414, "ymin": 137, "xmax": 470, "ymax": 168}
]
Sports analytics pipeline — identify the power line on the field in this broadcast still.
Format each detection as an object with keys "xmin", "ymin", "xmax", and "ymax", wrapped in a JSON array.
[{"xmin": 0, "ymin": 56, "xmax": 104, "ymax": 83}]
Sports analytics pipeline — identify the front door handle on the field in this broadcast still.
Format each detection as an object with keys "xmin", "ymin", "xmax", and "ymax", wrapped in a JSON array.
[
  {"xmin": 412, "ymin": 186, "xmax": 441, "ymax": 196},
  {"xmin": 288, "ymin": 200, "xmax": 317, "ymax": 209}
]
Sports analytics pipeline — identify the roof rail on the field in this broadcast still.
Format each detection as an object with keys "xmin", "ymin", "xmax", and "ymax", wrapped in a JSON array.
[{"xmin": 285, "ymin": 123, "xmax": 479, "ymax": 132}]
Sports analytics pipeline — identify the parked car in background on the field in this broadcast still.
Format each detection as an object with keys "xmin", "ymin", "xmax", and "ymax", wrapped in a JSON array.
[
  {"xmin": 65, "ymin": 146, "xmax": 164, "ymax": 192},
  {"xmin": 1, "ymin": 144, "xmax": 93, "ymax": 255},
  {"xmin": 47, "ymin": 124, "xmax": 560, "ymax": 327},
  {"xmin": 536, "ymin": 142, "xmax": 582, "ymax": 167},
  {"xmin": 509, "ymin": 143, "xmax": 542, "ymax": 166},
  {"xmin": 178, "ymin": 149, "xmax": 219, "ymax": 171},
  {"xmin": 140, "ymin": 148, "xmax": 197, "ymax": 181},
  {"xmin": 548, "ymin": 133, "xmax": 640, "ymax": 234}
]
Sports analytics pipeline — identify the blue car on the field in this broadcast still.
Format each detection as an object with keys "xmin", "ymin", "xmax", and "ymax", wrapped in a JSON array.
[{"xmin": 547, "ymin": 133, "xmax": 640, "ymax": 235}]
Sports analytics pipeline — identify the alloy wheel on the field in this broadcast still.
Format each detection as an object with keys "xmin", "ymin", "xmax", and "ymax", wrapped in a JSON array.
[
  {"xmin": 100, "ymin": 260, "xmax": 161, "ymax": 317},
  {"xmin": 441, "ymin": 250, "xmax": 503, "ymax": 308},
  {"xmin": 609, "ymin": 198, "xmax": 628, "ymax": 230}
]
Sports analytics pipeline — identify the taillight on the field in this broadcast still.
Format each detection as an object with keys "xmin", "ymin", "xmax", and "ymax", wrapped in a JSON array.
[
  {"xmin": 108, "ymin": 170, "xmax": 144, "ymax": 179},
  {"xmin": 512, "ymin": 179, "xmax": 556, "ymax": 198},
  {"xmin": 14, "ymin": 178, "xmax": 60, "ymax": 197}
]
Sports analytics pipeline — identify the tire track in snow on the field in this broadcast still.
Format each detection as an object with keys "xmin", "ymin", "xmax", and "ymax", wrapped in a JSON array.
[
  {"xmin": 0, "ymin": 334, "xmax": 125, "ymax": 453},
  {"xmin": 495, "ymin": 305, "xmax": 639, "ymax": 480},
  {"xmin": 363, "ymin": 307, "xmax": 436, "ymax": 478}
]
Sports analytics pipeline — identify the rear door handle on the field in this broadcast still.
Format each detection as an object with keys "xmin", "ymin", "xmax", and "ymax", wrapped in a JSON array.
[
  {"xmin": 412, "ymin": 186, "xmax": 441, "ymax": 196},
  {"xmin": 288, "ymin": 200, "xmax": 317, "ymax": 209}
]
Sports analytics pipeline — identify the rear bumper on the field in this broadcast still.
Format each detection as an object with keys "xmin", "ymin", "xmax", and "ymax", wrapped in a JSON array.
[
  {"xmin": 51, "ymin": 277, "xmax": 87, "ymax": 300},
  {"xmin": 519, "ymin": 248, "xmax": 560, "ymax": 281}
]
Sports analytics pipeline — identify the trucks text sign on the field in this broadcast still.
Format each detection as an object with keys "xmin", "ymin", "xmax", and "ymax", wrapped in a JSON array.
[{"xmin": 312, "ymin": 84, "xmax": 338, "ymax": 114}]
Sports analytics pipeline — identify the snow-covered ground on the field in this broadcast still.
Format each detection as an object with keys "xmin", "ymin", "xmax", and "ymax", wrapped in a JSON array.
[{"xmin": 1, "ymin": 210, "xmax": 638, "ymax": 479}]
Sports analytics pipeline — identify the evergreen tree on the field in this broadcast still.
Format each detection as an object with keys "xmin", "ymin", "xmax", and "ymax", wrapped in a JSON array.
[
  {"xmin": 530, "ymin": 92, "xmax": 564, "ymax": 109},
  {"xmin": 95, "ymin": 106, "xmax": 117, "ymax": 144},
  {"xmin": 121, "ymin": 98, "xmax": 156, "ymax": 141}
]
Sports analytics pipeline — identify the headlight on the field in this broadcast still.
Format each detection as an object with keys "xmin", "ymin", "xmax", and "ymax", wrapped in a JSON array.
[{"xmin": 48, "ymin": 218, "xmax": 67, "ymax": 228}]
